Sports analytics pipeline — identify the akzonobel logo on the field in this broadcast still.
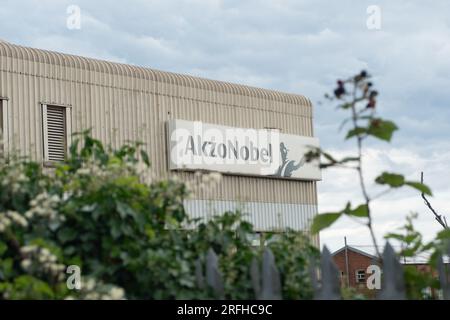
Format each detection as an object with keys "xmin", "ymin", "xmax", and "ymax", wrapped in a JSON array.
[
  {"xmin": 169, "ymin": 120, "xmax": 280, "ymax": 174},
  {"xmin": 167, "ymin": 119, "xmax": 322, "ymax": 181},
  {"xmin": 184, "ymin": 135, "xmax": 274, "ymax": 164}
]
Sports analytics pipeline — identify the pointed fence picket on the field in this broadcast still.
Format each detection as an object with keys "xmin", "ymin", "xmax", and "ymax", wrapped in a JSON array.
[
  {"xmin": 437, "ymin": 243, "xmax": 450, "ymax": 300},
  {"xmin": 196, "ymin": 242, "xmax": 450, "ymax": 300},
  {"xmin": 250, "ymin": 248, "xmax": 282, "ymax": 300},
  {"xmin": 312, "ymin": 247, "xmax": 341, "ymax": 300},
  {"xmin": 377, "ymin": 243, "xmax": 405, "ymax": 300}
]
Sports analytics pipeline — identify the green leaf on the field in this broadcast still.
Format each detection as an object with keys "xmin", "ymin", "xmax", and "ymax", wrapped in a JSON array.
[
  {"xmin": 340, "ymin": 103, "xmax": 352, "ymax": 110},
  {"xmin": 320, "ymin": 155, "xmax": 360, "ymax": 169},
  {"xmin": 10, "ymin": 275, "xmax": 55, "ymax": 299},
  {"xmin": 384, "ymin": 233, "xmax": 406, "ymax": 241},
  {"xmin": 140, "ymin": 150, "xmax": 151, "ymax": 167},
  {"xmin": 367, "ymin": 119, "xmax": 398, "ymax": 142},
  {"xmin": 346, "ymin": 127, "xmax": 367, "ymax": 139},
  {"xmin": 346, "ymin": 204, "xmax": 369, "ymax": 217},
  {"xmin": 339, "ymin": 157, "xmax": 360, "ymax": 164},
  {"xmin": 111, "ymin": 223, "xmax": 121, "ymax": 239},
  {"xmin": 0, "ymin": 242, "xmax": 7, "ymax": 256},
  {"xmin": 57, "ymin": 228, "xmax": 77, "ymax": 243},
  {"xmin": 322, "ymin": 152, "xmax": 337, "ymax": 163},
  {"xmin": 116, "ymin": 201, "xmax": 136, "ymax": 219},
  {"xmin": 405, "ymin": 182, "xmax": 432, "ymax": 196},
  {"xmin": 436, "ymin": 229, "xmax": 450, "ymax": 240},
  {"xmin": 375, "ymin": 174, "xmax": 432, "ymax": 195},
  {"xmin": 63, "ymin": 246, "xmax": 76, "ymax": 255},
  {"xmin": 375, "ymin": 172, "xmax": 405, "ymax": 188},
  {"xmin": 311, "ymin": 213, "xmax": 342, "ymax": 234},
  {"xmin": 1, "ymin": 258, "xmax": 13, "ymax": 277}
]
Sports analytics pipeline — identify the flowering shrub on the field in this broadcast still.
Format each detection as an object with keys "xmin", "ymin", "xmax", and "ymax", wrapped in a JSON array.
[{"xmin": 0, "ymin": 131, "xmax": 316, "ymax": 299}]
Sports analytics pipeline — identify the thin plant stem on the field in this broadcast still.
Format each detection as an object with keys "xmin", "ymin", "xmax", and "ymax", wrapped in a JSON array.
[{"xmin": 349, "ymin": 81, "xmax": 382, "ymax": 259}]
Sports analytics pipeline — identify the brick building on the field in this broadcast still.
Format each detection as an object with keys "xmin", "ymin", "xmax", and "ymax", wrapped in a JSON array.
[
  {"xmin": 332, "ymin": 246, "xmax": 380, "ymax": 289},
  {"xmin": 333, "ymin": 245, "xmax": 447, "ymax": 298}
]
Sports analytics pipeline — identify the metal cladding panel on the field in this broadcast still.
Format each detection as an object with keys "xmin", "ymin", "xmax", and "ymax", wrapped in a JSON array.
[
  {"xmin": 0, "ymin": 41, "xmax": 319, "ymax": 221},
  {"xmin": 184, "ymin": 199, "xmax": 319, "ymax": 245}
]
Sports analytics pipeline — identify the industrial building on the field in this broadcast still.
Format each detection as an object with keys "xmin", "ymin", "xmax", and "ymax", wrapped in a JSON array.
[{"xmin": 0, "ymin": 40, "xmax": 320, "ymax": 245}]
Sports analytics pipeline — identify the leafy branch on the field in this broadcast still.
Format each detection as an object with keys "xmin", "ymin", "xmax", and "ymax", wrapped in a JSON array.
[{"xmin": 309, "ymin": 71, "xmax": 431, "ymax": 259}]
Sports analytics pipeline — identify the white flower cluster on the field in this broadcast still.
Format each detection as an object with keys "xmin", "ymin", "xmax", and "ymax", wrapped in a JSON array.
[
  {"xmin": 75, "ymin": 164, "xmax": 101, "ymax": 177},
  {"xmin": 0, "ymin": 163, "xmax": 29, "ymax": 192},
  {"xmin": 76, "ymin": 156, "xmax": 136, "ymax": 177},
  {"xmin": 25, "ymin": 192, "xmax": 64, "ymax": 224},
  {"xmin": 65, "ymin": 278, "xmax": 126, "ymax": 300},
  {"xmin": 135, "ymin": 161, "xmax": 155, "ymax": 185},
  {"xmin": 70, "ymin": 151, "xmax": 154, "ymax": 187},
  {"xmin": 74, "ymin": 158, "xmax": 131, "ymax": 189},
  {"xmin": 0, "ymin": 210, "xmax": 28, "ymax": 232},
  {"xmin": 20, "ymin": 245, "xmax": 66, "ymax": 281},
  {"xmin": 74, "ymin": 157, "xmax": 112, "ymax": 179},
  {"xmin": 185, "ymin": 171, "xmax": 222, "ymax": 198}
]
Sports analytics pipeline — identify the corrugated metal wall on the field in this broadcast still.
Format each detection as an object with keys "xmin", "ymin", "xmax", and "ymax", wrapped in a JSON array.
[
  {"xmin": 184, "ymin": 199, "xmax": 319, "ymax": 247},
  {"xmin": 0, "ymin": 41, "xmax": 319, "ymax": 239}
]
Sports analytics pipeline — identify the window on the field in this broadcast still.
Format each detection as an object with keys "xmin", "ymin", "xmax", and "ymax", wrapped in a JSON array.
[
  {"xmin": 42, "ymin": 104, "xmax": 71, "ymax": 162},
  {"xmin": 355, "ymin": 270, "xmax": 366, "ymax": 283}
]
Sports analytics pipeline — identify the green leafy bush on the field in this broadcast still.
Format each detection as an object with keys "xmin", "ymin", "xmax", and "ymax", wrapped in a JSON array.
[{"xmin": 0, "ymin": 131, "xmax": 316, "ymax": 299}]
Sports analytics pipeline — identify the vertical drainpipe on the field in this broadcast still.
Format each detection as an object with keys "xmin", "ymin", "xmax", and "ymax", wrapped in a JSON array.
[{"xmin": 344, "ymin": 237, "xmax": 350, "ymax": 288}]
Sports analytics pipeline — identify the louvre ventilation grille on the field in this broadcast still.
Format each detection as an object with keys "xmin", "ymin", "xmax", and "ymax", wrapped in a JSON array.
[
  {"xmin": 0, "ymin": 101, "xmax": 3, "ymax": 137},
  {"xmin": 0, "ymin": 102, "xmax": 3, "ymax": 156},
  {"xmin": 46, "ymin": 106, "xmax": 66, "ymax": 161}
]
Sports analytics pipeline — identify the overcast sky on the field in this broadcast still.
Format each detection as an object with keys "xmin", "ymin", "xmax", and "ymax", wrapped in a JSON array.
[{"xmin": 1, "ymin": 0, "xmax": 449, "ymax": 253}]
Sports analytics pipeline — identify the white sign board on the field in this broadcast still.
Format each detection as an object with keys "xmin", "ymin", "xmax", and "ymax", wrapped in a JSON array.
[{"xmin": 167, "ymin": 119, "xmax": 321, "ymax": 181}]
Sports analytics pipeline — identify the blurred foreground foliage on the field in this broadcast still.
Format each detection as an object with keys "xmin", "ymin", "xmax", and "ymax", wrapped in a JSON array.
[{"xmin": 0, "ymin": 131, "xmax": 318, "ymax": 299}]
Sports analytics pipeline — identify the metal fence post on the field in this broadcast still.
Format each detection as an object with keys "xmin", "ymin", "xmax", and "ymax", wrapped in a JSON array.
[
  {"xmin": 437, "ymin": 242, "xmax": 450, "ymax": 300},
  {"xmin": 251, "ymin": 248, "xmax": 282, "ymax": 300},
  {"xmin": 377, "ymin": 242, "xmax": 405, "ymax": 300},
  {"xmin": 313, "ymin": 246, "xmax": 341, "ymax": 300}
]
